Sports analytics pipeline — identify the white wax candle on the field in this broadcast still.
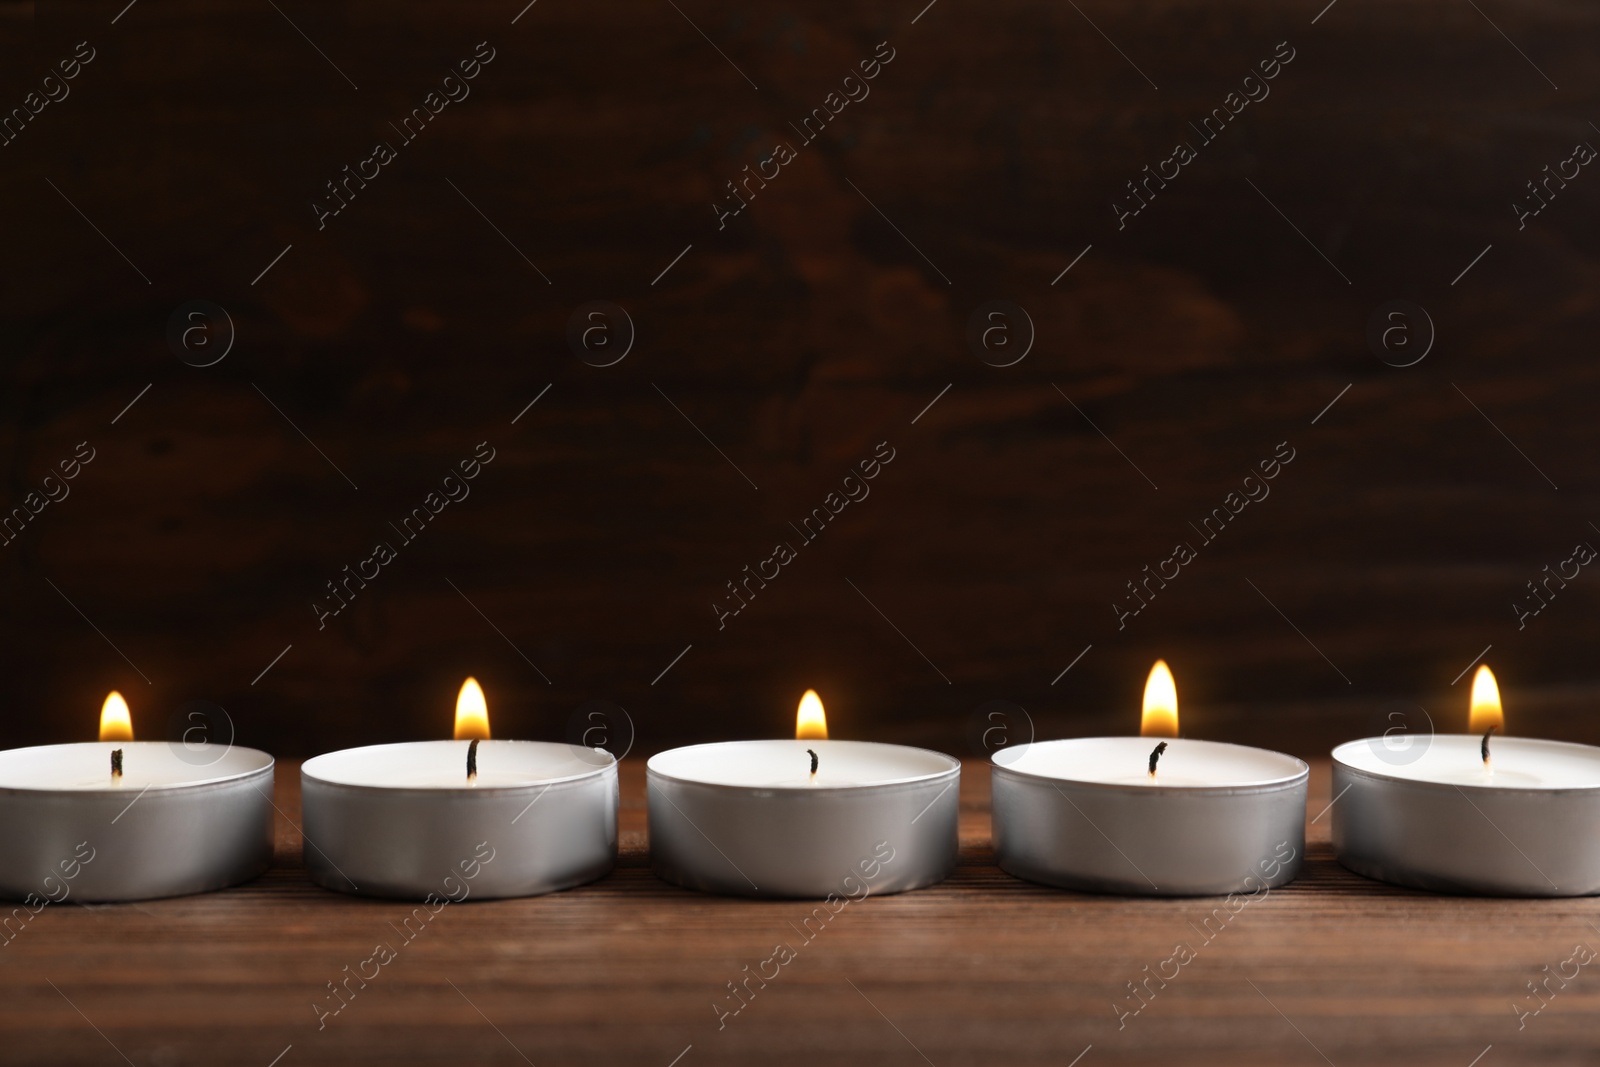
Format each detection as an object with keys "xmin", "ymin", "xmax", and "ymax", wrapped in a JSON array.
[
  {"xmin": 999, "ymin": 736, "xmax": 1306, "ymax": 788},
  {"xmin": 992, "ymin": 738, "xmax": 1309, "ymax": 896},
  {"xmin": 647, "ymin": 740, "xmax": 961, "ymax": 898},
  {"xmin": 649, "ymin": 739, "xmax": 953, "ymax": 789},
  {"xmin": 0, "ymin": 742, "xmax": 271, "ymax": 790},
  {"xmin": 1331, "ymin": 734, "xmax": 1600, "ymax": 896},
  {"xmin": 0, "ymin": 742, "xmax": 275, "ymax": 902},
  {"xmin": 1333, "ymin": 735, "xmax": 1600, "ymax": 788},
  {"xmin": 301, "ymin": 740, "xmax": 610, "ymax": 789},
  {"xmin": 299, "ymin": 740, "xmax": 618, "ymax": 901}
]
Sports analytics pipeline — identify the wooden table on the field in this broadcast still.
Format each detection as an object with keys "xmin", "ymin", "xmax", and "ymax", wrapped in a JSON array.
[{"xmin": 3, "ymin": 759, "xmax": 1595, "ymax": 1066}]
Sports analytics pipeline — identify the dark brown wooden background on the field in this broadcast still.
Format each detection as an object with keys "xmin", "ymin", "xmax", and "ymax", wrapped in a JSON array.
[{"xmin": 3, "ymin": 0, "xmax": 1599, "ymax": 764}]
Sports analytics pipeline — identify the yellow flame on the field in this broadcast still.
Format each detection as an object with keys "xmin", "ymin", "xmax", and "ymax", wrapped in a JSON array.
[
  {"xmin": 1469, "ymin": 665, "xmax": 1504, "ymax": 735},
  {"xmin": 99, "ymin": 691, "xmax": 133, "ymax": 742},
  {"xmin": 1140, "ymin": 661, "xmax": 1179, "ymax": 738},
  {"xmin": 453, "ymin": 677, "xmax": 491, "ymax": 740},
  {"xmin": 795, "ymin": 689, "xmax": 828, "ymax": 740}
]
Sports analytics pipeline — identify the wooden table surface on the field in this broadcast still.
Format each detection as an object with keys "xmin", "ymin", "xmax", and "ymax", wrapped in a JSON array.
[{"xmin": 3, "ymin": 757, "xmax": 1596, "ymax": 1066}]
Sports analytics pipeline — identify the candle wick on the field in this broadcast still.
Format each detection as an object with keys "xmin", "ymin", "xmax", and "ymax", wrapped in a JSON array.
[
  {"xmin": 806, "ymin": 748, "xmax": 819, "ymax": 776},
  {"xmin": 1147, "ymin": 741, "xmax": 1168, "ymax": 779},
  {"xmin": 467, "ymin": 738, "xmax": 480, "ymax": 785},
  {"xmin": 1482, "ymin": 725, "xmax": 1496, "ymax": 768},
  {"xmin": 110, "ymin": 748, "xmax": 123, "ymax": 783}
]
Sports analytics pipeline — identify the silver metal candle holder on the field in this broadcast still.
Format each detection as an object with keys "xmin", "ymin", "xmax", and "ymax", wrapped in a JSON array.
[
  {"xmin": 992, "ymin": 739, "xmax": 1308, "ymax": 896},
  {"xmin": 301, "ymin": 741, "xmax": 618, "ymax": 900},
  {"xmin": 0, "ymin": 743, "xmax": 274, "ymax": 903},
  {"xmin": 1332, "ymin": 736, "xmax": 1600, "ymax": 897},
  {"xmin": 647, "ymin": 740, "xmax": 960, "ymax": 899}
]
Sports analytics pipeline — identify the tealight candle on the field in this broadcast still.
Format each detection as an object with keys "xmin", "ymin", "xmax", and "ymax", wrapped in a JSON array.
[
  {"xmin": 0, "ymin": 692, "xmax": 275, "ymax": 902},
  {"xmin": 1333, "ymin": 665, "xmax": 1600, "ymax": 896},
  {"xmin": 647, "ymin": 690, "xmax": 960, "ymax": 898},
  {"xmin": 993, "ymin": 661, "xmax": 1308, "ymax": 896},
  {"xmin": 300, "ymin": 678, "xmax": 617, "ymax": 900}
]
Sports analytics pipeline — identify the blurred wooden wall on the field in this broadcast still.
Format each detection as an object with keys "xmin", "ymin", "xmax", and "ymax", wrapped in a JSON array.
[{"xmin": 1, "ymin": 0, "xmax": 1598, "ymax": 758}]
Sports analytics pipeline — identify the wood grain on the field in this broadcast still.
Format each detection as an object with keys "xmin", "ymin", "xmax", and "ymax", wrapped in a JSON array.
[
  {"xmin": 1, "ymin": 759, "xmax": 1595, "ymax": 1066},
  {"xmin": 1, "ymin": 1, "xmax": 1599, "ymax": 766}
]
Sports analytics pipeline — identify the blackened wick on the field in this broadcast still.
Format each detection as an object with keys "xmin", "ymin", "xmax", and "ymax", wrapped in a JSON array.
[{"xmin": 1148, "ymin": 741, "xmax": 1168, "ymax": 777}]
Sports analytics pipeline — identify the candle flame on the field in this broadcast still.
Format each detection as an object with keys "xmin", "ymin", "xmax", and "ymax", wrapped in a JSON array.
[
  {"xmin": 453, "ymin": 677, "xmax": 491, "ymax": 740},
  {"xmin": 795, "ymin": 689, "xmax": 828, "ymax": 740},
  {"xmin": 1140, "ymin": 660, "xmax": 1178, "ymax": 738},
  {"xmin": 1468, "ymin": 665, "xmax": 1504, "ymax": 736},
  {"xmin": 99, "ymin": 691, "xmax": 134, "ymax": 742}
]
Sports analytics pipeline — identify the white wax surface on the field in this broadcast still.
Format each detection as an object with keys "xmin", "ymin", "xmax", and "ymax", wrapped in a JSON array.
[
  {"xmin": 648, "ymin": 740, "xmax": 957, "ymax": 789},
  {"xmin": 0, "ymin": 742, "xmax": 271, "ymax": 791},
  {"xmin": 301, "ymin": 740, "xmax": 613, "ymax": 790},
  {"xmin": 1334, "ymin": 735, "xmax": 1600, "ymax": 789},
  {"xmin": 998, "ymin": 738, "xmax": 1306, "ymax": 788}
]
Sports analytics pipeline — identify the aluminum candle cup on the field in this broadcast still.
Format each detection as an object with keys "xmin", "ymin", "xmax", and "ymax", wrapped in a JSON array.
[
  {"xmin": 647, "ymin": 740, "xmax": 960, "ymax": 898},
  {"xmin": 992, "ymin": 738, "xmax": 1308, "ymax": 896},
  {"xmin": 301, "ymin": 741, "xmax": 617, "ymax": 900},
  {"xmin": 1332, "ymin": 736, "xmax": 1600, "ymax": 896},
  {"xmin": 0, "ymin": 742, "xmax": 274, "ymax": 902}
]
